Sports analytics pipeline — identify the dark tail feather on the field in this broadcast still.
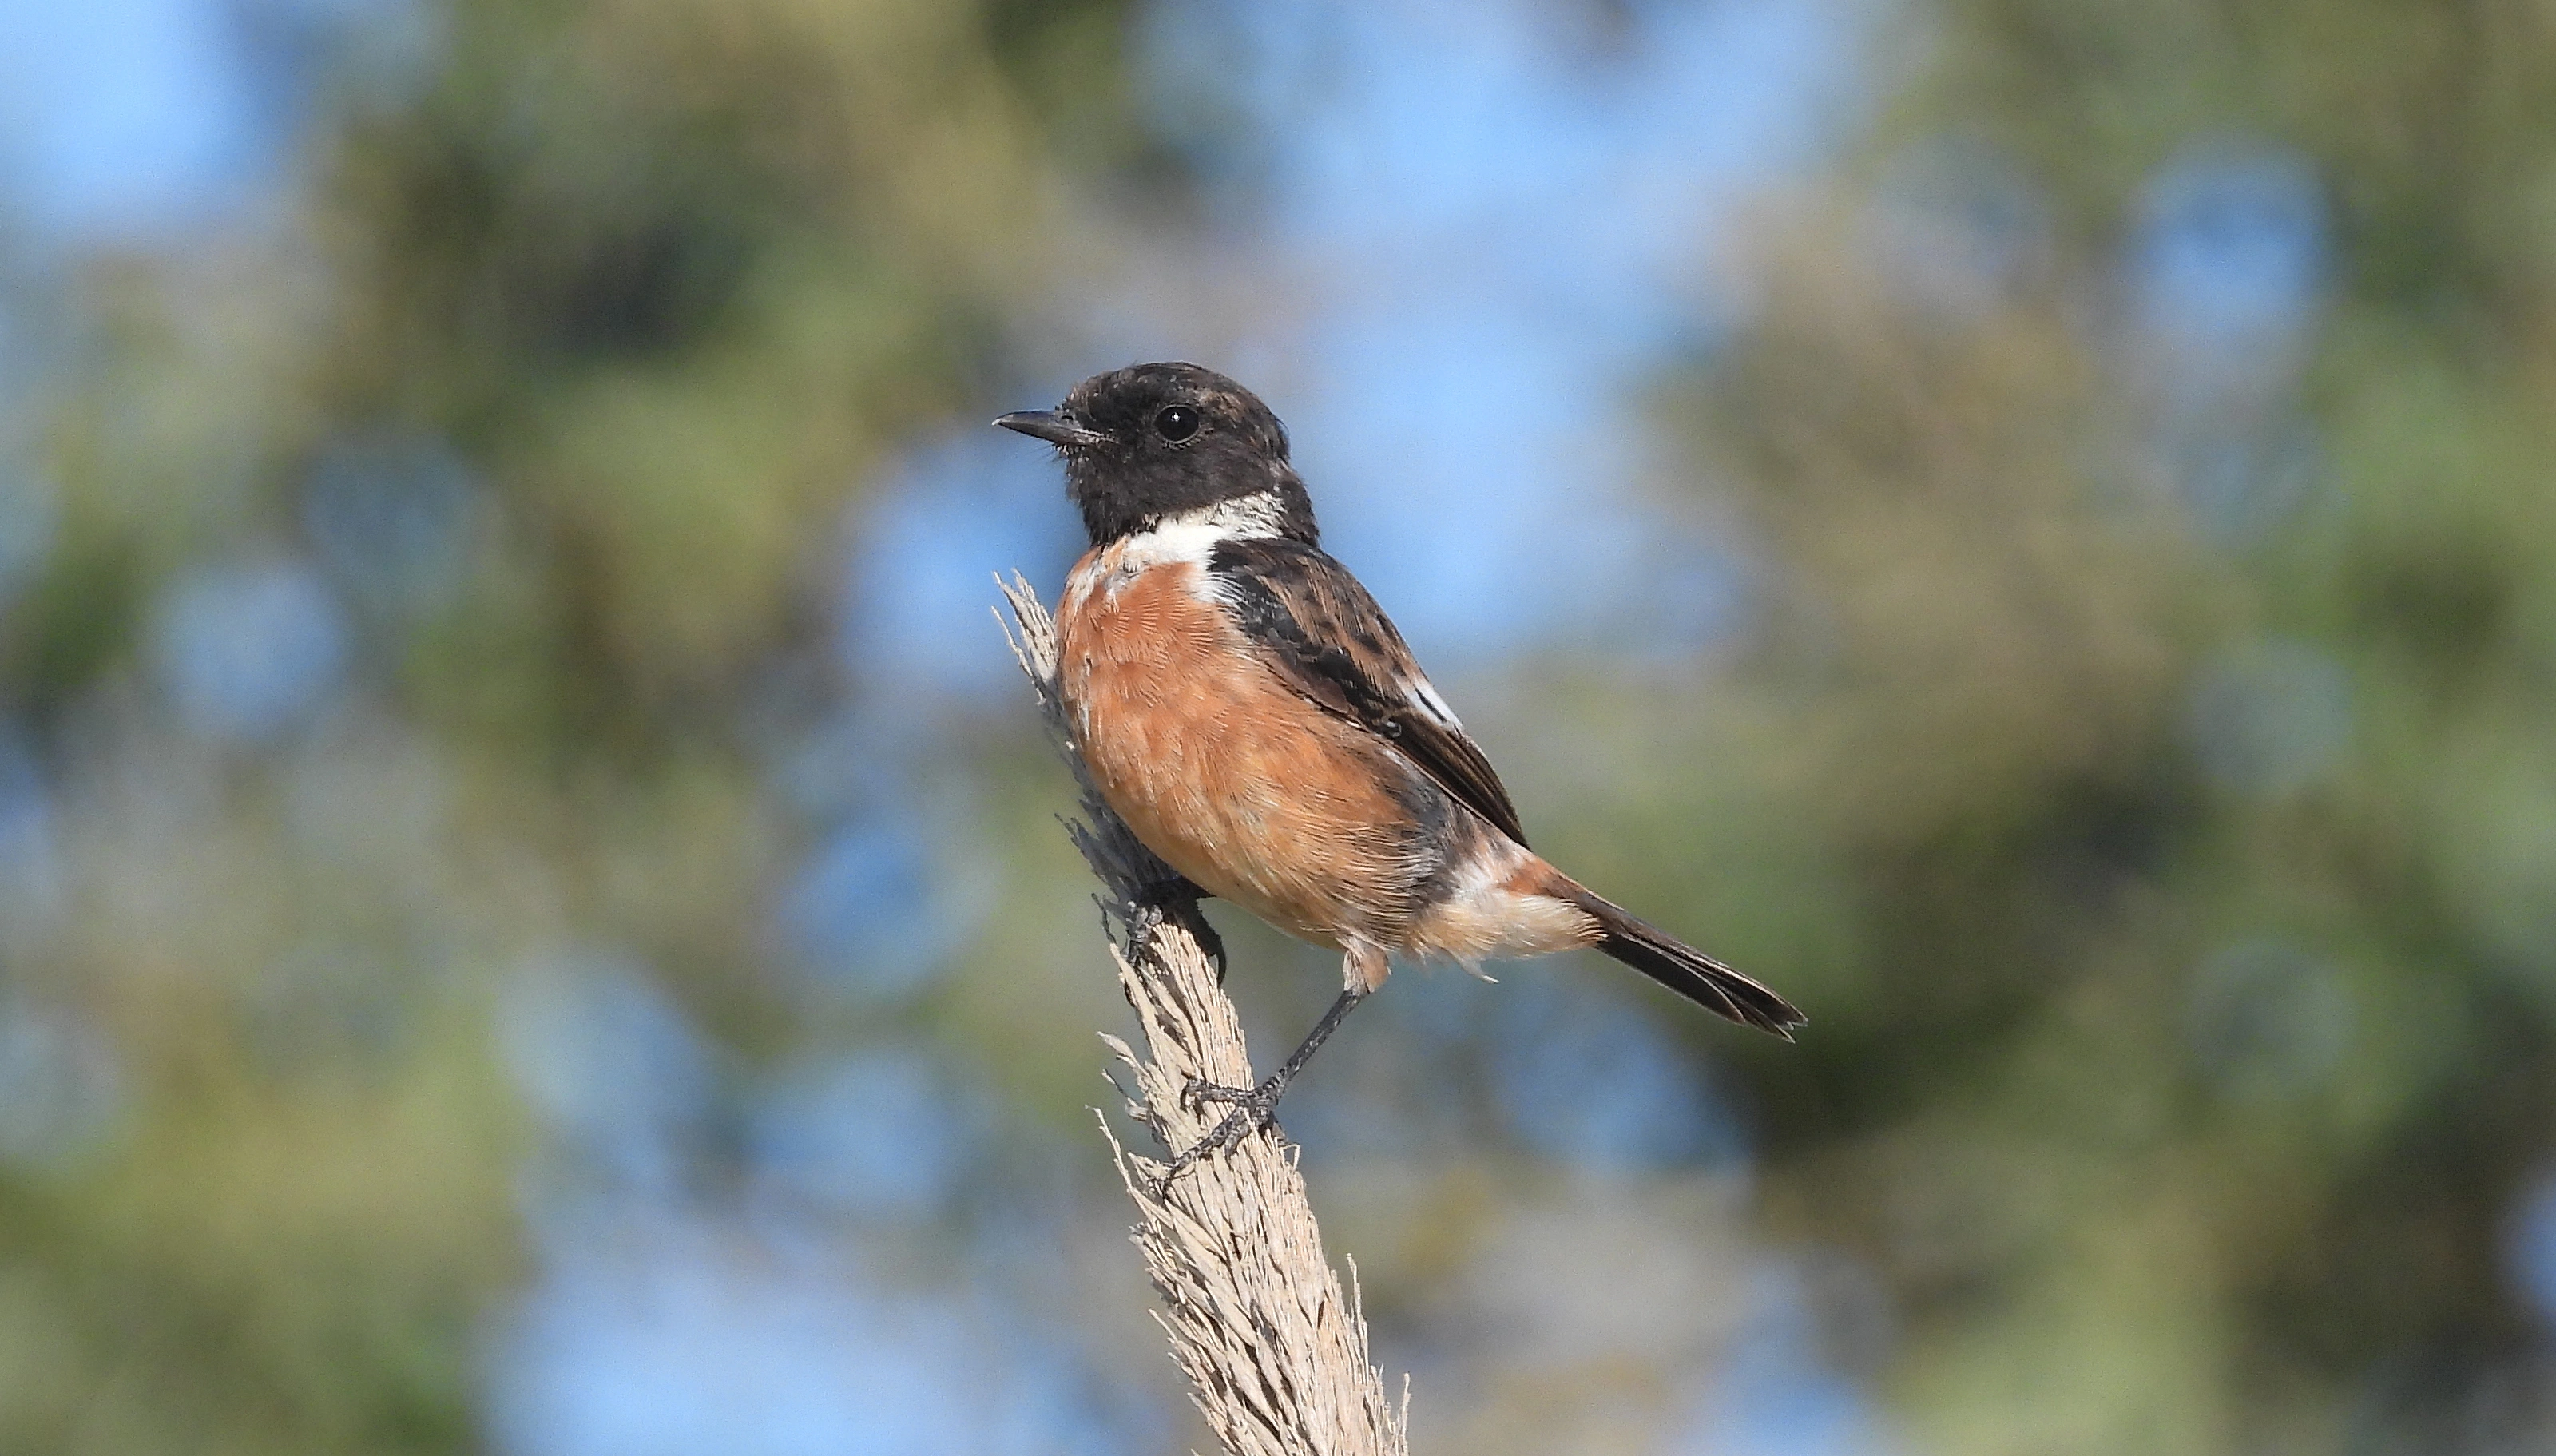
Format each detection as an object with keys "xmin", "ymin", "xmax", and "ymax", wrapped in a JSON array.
[{"xmin": 1550, "ymin": 877, "xmax": 1805, "ymax": 1039}]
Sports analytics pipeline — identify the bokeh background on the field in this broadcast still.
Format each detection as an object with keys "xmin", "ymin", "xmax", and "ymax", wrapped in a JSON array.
[{"xmin": 4, "ymin": 0, "xmax": 2554, "ymax": 1450}]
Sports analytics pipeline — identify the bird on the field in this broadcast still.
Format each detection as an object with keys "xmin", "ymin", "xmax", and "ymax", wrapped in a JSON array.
[{"xmin": 997, "ymin": 362, "xmax": 1801, "ymax": 1180}]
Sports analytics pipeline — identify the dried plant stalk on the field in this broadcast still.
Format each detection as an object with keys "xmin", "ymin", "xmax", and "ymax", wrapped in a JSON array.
[{"xmin": 999, "ymin": 573, "xmax": 1410, "ymax": 1456}]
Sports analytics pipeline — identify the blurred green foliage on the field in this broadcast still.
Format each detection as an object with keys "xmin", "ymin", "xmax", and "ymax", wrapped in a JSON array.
[
  {"xmin": 4, "ymin": 1, "xmax": 1141, "ymax": 1450},
  {"xmin": 1668, "ymin": 2, "xmax": 2556, "ymax": 1449}
]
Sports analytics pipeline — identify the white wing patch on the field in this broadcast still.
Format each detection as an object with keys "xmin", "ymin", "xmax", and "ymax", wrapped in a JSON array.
[{"xmin": 1405, "ymin": 677, "xmax": 1463, "ymax": 731}]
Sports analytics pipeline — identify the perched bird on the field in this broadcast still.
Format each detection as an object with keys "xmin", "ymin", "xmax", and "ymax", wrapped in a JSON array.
[{"xmin": 998, "ymin": 362, "xmax": 1801, "ymax": 1177}]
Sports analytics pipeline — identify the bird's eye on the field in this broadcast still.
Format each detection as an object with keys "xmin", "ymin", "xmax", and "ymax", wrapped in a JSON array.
[{"xmin": 1153, "ymin": 405, "xmax": 1201, "ymax": 442}]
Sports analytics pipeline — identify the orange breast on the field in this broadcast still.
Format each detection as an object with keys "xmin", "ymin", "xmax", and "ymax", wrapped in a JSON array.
[{"xmin": 1056, "ymin": 549, "xmax": 1421, "ymax": 949}]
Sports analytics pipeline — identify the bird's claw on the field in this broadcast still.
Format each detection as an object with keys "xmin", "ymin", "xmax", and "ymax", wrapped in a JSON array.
[
  {"xmin": 1193, "ymin": 914, "xmax": 1230, "ymax": 982},
  {"xmin": 1179, "ymin": 1075, "xmax": 1255, "ymax": 1111},
  {"xmin": 1155, "ymin": 1077, "xmax": 1284, "ymax": 1196},
  {"xmin": 1126, "ymin": 883, "xmax": 1228, "ymax": 982}
]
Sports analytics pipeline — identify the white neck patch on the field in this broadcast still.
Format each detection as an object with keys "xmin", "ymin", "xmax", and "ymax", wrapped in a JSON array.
[
  {"xmin": 1120, "ymin": 490, "xmax": 1288, "ymax": 568},
  {"xmin": 1066, "ymin": 490, "xmax": 1296, "ymax": 613}
]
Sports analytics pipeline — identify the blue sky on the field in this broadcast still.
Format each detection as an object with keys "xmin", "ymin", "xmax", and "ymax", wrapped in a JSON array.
[{"xmin": 0, "ymin": 0, "xmax": 275, "ymax": 242}]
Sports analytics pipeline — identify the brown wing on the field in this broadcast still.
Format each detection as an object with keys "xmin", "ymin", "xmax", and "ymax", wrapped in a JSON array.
[{"xmin": 1205, "ymin": 537, "xmax": 1529, "ymax": 847}]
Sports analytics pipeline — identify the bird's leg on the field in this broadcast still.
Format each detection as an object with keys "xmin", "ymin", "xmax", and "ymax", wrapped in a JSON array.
[
  {"xmin": 1161, "ymin": 982, "xmax": 1371, "ymax": 1192},
  {"xmin": 1128, "ymin": 872, "xmax": 1227, "ymax": 982}
]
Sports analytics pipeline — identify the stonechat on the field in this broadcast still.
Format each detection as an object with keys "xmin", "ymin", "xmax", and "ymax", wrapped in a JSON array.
[{"xmin": 1000, "ymin": 362, "xmax": 1801, "ymax": 1177}]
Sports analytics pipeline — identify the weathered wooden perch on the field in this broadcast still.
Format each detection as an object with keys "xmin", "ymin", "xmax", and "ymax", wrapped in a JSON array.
[{"xmin": 999, "ymin": 573, "xmax": 1410, "ymax": 1456}]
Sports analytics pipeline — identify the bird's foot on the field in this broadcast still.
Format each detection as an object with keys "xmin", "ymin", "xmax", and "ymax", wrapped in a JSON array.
[
  {"xmin": 1154, "ymin": 1075, "xmax": 1284, "ymax": 1194},
  {"xmin": 1127, "ymin": 879, "xmax": 1227, "ymax": 982}
]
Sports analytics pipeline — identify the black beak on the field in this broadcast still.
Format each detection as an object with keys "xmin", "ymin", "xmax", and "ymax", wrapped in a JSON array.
[{"xmin": 994, "ymin": 410, "xmax": 1113, "ymax": 449}]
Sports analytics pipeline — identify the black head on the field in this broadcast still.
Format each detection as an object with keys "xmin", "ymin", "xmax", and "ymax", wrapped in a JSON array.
[{"xmin": 994, "ymin": 362, "xmax": 1318, "ymax": 547}]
